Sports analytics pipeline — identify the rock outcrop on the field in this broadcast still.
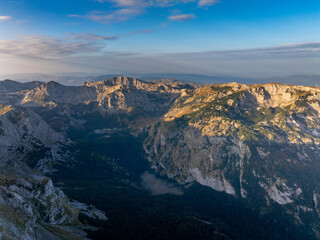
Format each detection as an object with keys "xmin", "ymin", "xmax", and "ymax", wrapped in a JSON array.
[
  {"xmin": 0, "ymin": 105, "xmax": 106, "ymax": 239},
  {"xmin": 144, "ymin": 82, "xmax": 320, "ymax": 236}
]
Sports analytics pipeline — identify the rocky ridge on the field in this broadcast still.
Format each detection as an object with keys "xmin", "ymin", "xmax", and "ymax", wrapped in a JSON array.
[
  {"xmin": 21, "ymin": 77, "xmax": 192, "ymax": 113},
  {"xmin": 0, "ymin": 80, "xmax": 43, "ymax": 94},
  {"xmin": 0, "ymin": 105, "xmax": 106, "ymax": 239}
]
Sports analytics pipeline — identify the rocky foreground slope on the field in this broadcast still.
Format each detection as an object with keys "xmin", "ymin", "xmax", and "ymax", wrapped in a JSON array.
[
  {"xmin": 1, "ymin": 76, "xmax": 320, "ymax": 239},
  {"xmin": 0, "ymin": 105, "xmax": 106, "ymax": 239}
]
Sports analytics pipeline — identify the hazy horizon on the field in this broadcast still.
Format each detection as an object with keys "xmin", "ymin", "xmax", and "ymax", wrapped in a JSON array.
[{"xmin": 1, "ymin": 71, "xmax": 320, "ymax": 87}]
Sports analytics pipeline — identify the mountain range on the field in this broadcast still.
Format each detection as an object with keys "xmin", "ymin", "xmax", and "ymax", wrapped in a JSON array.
[
  {"xmin": 1, "ymin": 73, "xmax": 320, "ymax": 86},
  {"xmin": 1, "ymin": 76, "xmax": 320, "ymax": 239}
]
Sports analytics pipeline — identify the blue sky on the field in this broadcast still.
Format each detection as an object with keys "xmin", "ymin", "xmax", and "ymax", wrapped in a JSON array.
[{"xmin": 0, "ymin": 0, "xmax": 320, "ymax": 76}]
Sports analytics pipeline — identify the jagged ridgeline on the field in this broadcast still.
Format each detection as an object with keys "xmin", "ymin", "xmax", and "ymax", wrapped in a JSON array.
[{"xmin": 1, "ymin": 76, "xmax": 320, "ymax": 239}]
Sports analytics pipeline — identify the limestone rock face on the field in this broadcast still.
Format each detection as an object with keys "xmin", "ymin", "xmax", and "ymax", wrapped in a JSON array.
[
  {"xmin": 144, "ymin": 82, "xmax": 320, "ymax": 236},
  {"xmin": 21, "ymin": 76, "xmax": 191, "ymax": 114},
  {"xmin": 0, "ymin": 106, "xmax": 106, "ymax": 240},
  {"xmin": 21, "ymin": 81, "xmax": 98, "ymax": 105},
  {"xmin": 0, "ymin": 106, "xmax": 66, "ymax": 148},
  {"xmin": 145, "ymin": 124, "xmax": 247, "ymax": 196},
  {"xmin": 0, "ymin": 175, "xmax": 79, "ymax": 240},
  {"xmin": 241, "ymin": 83, "xmax": 320, "ymax": 109}
]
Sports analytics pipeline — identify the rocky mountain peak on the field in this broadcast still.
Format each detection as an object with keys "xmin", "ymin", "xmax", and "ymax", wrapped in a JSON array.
[
  {"xmin": 0, "ymin": 79, "xmax": 44, "ymax": 93},
  {"xmin": 84, "ymin": 76, "xmax": 149, "ymax": 90},
  {"xmin": 242, "ymin": 83, "xmax": 320, "ymax": 109},
  {"xmin": 106, "ymin": 76, "xmax": 144, "ymax": 85},
  {"xmin": 44, "ymin": 80, "xmax": 64, "ymax": 87}
]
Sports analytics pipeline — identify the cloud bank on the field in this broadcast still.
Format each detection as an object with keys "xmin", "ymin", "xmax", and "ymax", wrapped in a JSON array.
[
  {"xmin": 0, "ymin": 34, "xmax": 116, "ymax": 58},
  {"xmin": 0, "ymin": 35, "xmax": 319, "ymax": 76},
  {"xmin": 176, "ymin": 42, "xmax": 320, "ymax": 59}
]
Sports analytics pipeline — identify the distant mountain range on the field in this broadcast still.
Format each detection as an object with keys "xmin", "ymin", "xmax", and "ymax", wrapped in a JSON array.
[
  {"xmin": 0, "ymin": 79, "xmax": 44, "ymax": 93},
  {"xmin": 1, "ymin": 72, "xmax": 320, "ymax": 86}
]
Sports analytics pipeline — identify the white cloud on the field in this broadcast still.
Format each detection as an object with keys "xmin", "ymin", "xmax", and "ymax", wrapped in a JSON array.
[
  {"xmin": 70, "ymin": 9, "xmax": 141, "ymax": 23},
  {"xmin": 168, "ymin": 13, "xmax": 196, "ymax": 21},
  {"xmin": 70, "ymin": 33, "xmax": 117, "ymax": 41},
  {"xmin": 198, "ymin": 0, "xmax": 219, "ymax": 7},
  {"xmin": 0, "ymin": 16, "xmax": 11, "ymax": 21},
  {"xmin": 96, "ymin": 0, "xmax": 193, "ymax": 7},
  {"xmin": 75, "ymin": 0, "xmax": 219, "ymax": 23},
  {"xmin": 0, "ymin": 34, "xmax": 117, "ymax": 58},
  {"xmin": 95, "ymin": 0, "xmax": 151, "ymax": 9},
  {"xmin": 153, "ymin": 0, "xmax": 195, "ymax": 7},
  {"xmin": 108, "ymin": 0, "xmax": 148, "ymax": 7}
]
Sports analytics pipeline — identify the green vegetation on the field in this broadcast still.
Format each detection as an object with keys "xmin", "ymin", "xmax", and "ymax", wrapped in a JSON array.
[{"xmin": 210, "ymin": 85, "xmax": 233, "ymax": 92}]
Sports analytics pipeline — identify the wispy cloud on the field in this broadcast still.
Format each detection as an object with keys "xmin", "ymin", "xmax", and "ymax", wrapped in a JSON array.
[
  {"xmin": 198, "ymin": 0, "xmax": 219, "ymax": 7},
  {"xmin": 0, "ymin": 33, "xmax": 117, "ymax": 59},
  {"xmin": 168, "ymin": 13, "xmax": 196, "ymax": 21},
  {"xmin": 164, "ymin": 42, "xmax": 320, "ymax": 60},
  {"xmin": 195, "ymin": 42, "xmax": 320, "ymax": 59},
  {"xmin": 70, "ymin": 9, "xmax": 141, "ymax": 23},
  {"xmin": 96, "ymin": 0, "xmax": 194, "ymax": 8},
  {"xmin": 72, "ymin": 0, "xmax": 219, "ymax": 23},
  {"xmin": 70, "ymin": 32, "xmax": 117, "ymax": 41},
  {"xmin": 141, "ymin": 172, "xmax": 183, "ymax": 195},
  {"xmin": 0, "ymin": 16, "xmax": 11, "ymax": 21},
  {"xmin": 97, "ymin": 0, "xmax": 149, "ymax": 7},
  {"xmin": 89, "ymin": 0, "xmax": 151, "ymax": 23}
]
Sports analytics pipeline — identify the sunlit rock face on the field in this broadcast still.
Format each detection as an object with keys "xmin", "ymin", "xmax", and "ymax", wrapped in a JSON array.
[
  {"xmin": 21, "ymin": 76, "xmax": 189, "ymax": 114},
  {"xmin": 144, "ymin": 82, "xmax": 320, "ymax": 236}
]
